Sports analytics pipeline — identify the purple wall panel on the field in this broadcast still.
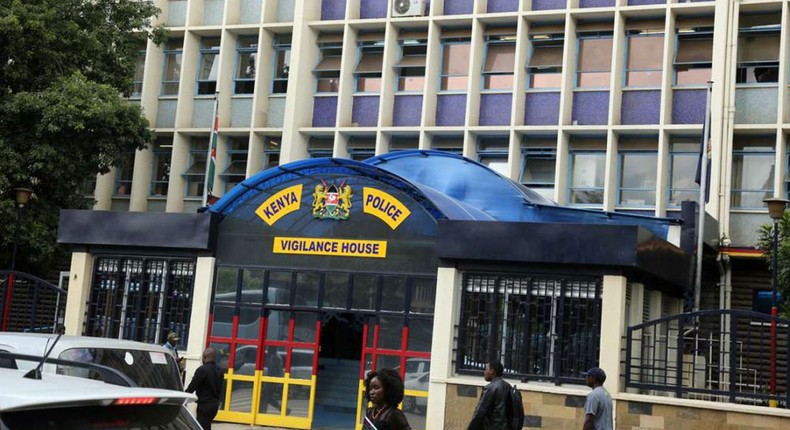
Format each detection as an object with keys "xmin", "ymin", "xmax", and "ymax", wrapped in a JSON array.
[
  {"xmin": 436, "ymin": 94, "xmax": 467, "ymax": 126},
  {"xmin": 531, "ymin": 0, "xmax": 566, "ymax": 10},
  {"xmin": 525, "ymin": 92, "xmax": 561, "ymax": 125},
  {"xmin": 672, "ymin": 89, "xmax": 706, "ymax": 124},
  {"xmin": 321, "ymin": 0, "xmax": 346, "ymax": 20},
  {"xmin": 312, "ymin": 97, "xmax": 338, "ymax": 127},
  {"xmin": 628, "ymin": 0, "xmax": 665, "ymax": 5},
  {"xmin": 479, "ymin": 94, "xmax": 512, "ymax": 126},
  {"xmin": 352, "ymin": 96, "xmax": 380, "ymax": 126},
  {"xmin": 393, "ymin": 95, "xmax": 423, "ymax": 127},
  {"xmin": 621, "ymin": 91, "xmax": 660, "ymax": 125},
  {"xmin": 572, "ymin": 91, "xmax": 610, "ymax": 125},
  {"xmin": 360, "ymin": 0, "xmax": 386, "ymax": 19},
  {"xmin": 579, "ymin": 0, "xmax": 615, "ymax": 7},
  {"xmin": 487, "ymin": 0, "xmax": 519, "ymax": 13},
  {"xmin": 444, "ymin": 0, "xmax": 473, "ymax": 15}
]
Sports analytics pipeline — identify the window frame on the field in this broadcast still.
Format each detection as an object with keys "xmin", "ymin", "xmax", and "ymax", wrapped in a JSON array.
[
  {"xmin": 481, "ymin": 35, "xmax": 517, "ymax": 92},
  {"xmin": 568, "ymin": 148, "xmax": 606, "ymax": 206},
  {"xmin": 395, "ymin": 39, "xmax": 427, "ymax": 93},
  {"xmin": 616, "ymin": 149, "xmax": 658, "ymax": 207},
  {"xmin": 521, "ymin": 147, "xmax": 557, "ymax": 198},
  {"xmin": 113, "ymin": 152, "xmax": 136, "ymax": 198},
  {"xmin": 220, "ymin": 138, "xmax": 248, "ymax": 194},
  {"xmin": 314, "ymin": 42, "xmax": 342, "ymax": 94},
  {"xmin": 624, "ymin": 31, "xmax": 664, "ymax": 89},
  {"xmin": 736, "ymin": 26, "xmax": 780, "ymax": 85},
  {"xmin": 196, "ymin": 37, "xmax": 221, "ymax": 95},
  {"xmin": 575, "ymin": 32, "xmax": 613, "ymax": 89},
  {"xmin": 234, "ymin": 36, "xmax": 258, "ymax": 95},
  {"xmin": 182, "ymin": 139, "xmax": 209, "ymax": 198},
  {"xmin": 272, "ymin": 35, "xmax": 292, "ymax": 94},
  {"xmin": 673, "ymin": 27, "xmax": 713, "ymax": 87},
  {"xmin": 476, "ymin": 136, "xmax": 510, "ymax": 176},
  {"xmin": 439, "ymin": 38, "xmax": 471, "ymax": 92},
  {"xmin": 667, "ymin": 137, "xmax": 701, "ymax": 208},
  {"xmin": 731, "ymin": 139, "xmax": 775, "ymax": 209},
  {"xmin": 150, "ymin": 141, "xmax": 173, "ymax": 197},
  {"xmin": 354, "ymin": 41, "xmax": 385, "ymax": 94},
  {"xmin": 130, "ymin": 44, "xmax": 147, "ymax": 98},
  {"xmin": 526, "ymin": 34, "xmax": 564, "ymax": 90},
  {"xmin": 160, "ymin": 40, "xmax": 183, "ymax": 96}
]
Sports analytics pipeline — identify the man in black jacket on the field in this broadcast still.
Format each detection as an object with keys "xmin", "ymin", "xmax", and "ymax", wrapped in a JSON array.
[
  {"xmin": 186, "ymin": 348, "xmax": 224, "ymax": 430},
  {"xmin": 467, "ymin": 361, "xmax": 511, "ymax": 430}
]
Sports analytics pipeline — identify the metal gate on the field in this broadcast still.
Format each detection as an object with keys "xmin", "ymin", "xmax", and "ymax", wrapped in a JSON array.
[
  {"xmin": 0, "ymin": 271, "xmax": 66, "ymax": 333},
  {"xmin": 85, "ymin": 256, "xmax": 196, "ymax": 345}
]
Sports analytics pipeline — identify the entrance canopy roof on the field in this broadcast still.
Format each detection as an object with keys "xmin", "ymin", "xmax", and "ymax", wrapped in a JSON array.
[{"xmin": 211, "ymin": 150, "xmax": 679, "ymax": 240}]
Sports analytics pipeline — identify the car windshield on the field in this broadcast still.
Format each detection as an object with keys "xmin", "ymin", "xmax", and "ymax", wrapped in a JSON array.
[
  {"xmin": 56, "ymin": 348, "xmax": 182, "ymax": 390},
  {"xmin": 1, "ymin": 404, "xmax": 200, "ymax": 430}
]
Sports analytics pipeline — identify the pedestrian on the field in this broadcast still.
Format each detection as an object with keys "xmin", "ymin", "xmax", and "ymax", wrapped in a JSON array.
[
  {"xmin": 186, "ymin": 348, "xmax": 224, "ymax": 430},
  {"xmin": 163, "ymin": 332, "xmax": 186, "ymax": 379},
  {"xmin": 467, "ymin": 361, "xmax": 510, "ymax": 430},
  {"xmin": 582, "ymin": 367, "xmax": 613, "ymax": 430},
  {"xmin": 362, "ymin": 368, "xmax": 412, "ymax": 430},
  {"xmin": 261, "ymin": 346, "xmax": 289, "ymax": 414}
]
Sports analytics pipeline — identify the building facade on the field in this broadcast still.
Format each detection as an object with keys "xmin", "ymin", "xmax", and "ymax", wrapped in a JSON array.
[{"xmin": 67, "ymin": 0, "xmax": 790, "ymax": 428}]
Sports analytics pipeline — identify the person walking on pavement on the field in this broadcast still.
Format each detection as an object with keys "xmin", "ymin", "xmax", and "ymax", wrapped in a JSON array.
[
  {"xmin": 363, "ymin": 368, "xmax": 412, "ymax": 430},
  {"xmin": 164, "ymin": 332, "xmax": 186, "ymax": 374},
  {"xmin": 467, "ymin": 361, "xmax": 511, "ymax": 430},
  {"xmin": 186, "ymin": 348, "xmax": 224, "ymax": 430},
  {"xmin": 583, "ymin": 367, "xmax": 613, "ymax": 430}
]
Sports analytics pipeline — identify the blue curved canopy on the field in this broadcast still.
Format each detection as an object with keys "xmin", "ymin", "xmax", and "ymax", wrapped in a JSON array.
[{"xmin": 211, "ymin": 150, "xmax": 678, "ymax": 239}]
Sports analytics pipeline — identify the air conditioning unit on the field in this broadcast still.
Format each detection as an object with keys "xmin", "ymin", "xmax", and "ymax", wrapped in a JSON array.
[{"xmin": 392, "ymin": 0, "xmax": 426, "ymax": 18}]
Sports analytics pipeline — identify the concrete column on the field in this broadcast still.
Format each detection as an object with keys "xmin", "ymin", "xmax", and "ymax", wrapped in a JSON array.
[
  {"xmin": 63, "ymin": 252, "xmax": 94, "ymax": 336},
  {"xmin": 600, "ymin": 275, "xmax": 628, "ymax": 394},
  {"xmin": 183, "ymin": 256, "xmax": 216, "ymax": 383},
  {"xmin": 425, "ymin": 266, "xmax": 462, "ymax": 429}
]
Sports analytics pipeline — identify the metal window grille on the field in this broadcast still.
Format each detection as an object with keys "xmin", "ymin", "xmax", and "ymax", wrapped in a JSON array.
[
  {"xmin": 457, "ymin": 273, "xmax": 602, "ymax": 384},
  {"xmin": 85, "ymin": 257, "xmax": 195, "ymax": 345}
]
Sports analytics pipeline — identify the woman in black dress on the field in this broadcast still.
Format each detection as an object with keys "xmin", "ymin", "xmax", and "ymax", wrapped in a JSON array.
[{"xmin": 363, "ymin": 368, "xmax": 412, "ymax": 430}]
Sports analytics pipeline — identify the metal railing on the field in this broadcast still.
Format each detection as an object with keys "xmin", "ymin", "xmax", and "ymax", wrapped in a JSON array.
[
  {"xmin": 0, "ymin": 271, "xmax": 66, "ymax": 333},
  {"xmin": 625, "ymin": 309, "xmax": 789, "ymax": 407}
]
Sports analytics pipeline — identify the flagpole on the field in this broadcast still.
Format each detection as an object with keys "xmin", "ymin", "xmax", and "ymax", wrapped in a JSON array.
[
  {"xmin": 693, "ymin": 81, "xmax": 713, "ymax": 312},
  {"xmin": 203, "ymin": 92, "xmax": 219, "ymax": 207}
]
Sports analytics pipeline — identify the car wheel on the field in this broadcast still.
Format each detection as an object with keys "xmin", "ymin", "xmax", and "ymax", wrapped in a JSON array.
[{"xmin": 402, "ymin": 395, "xmax": 416, "ymax": 412}]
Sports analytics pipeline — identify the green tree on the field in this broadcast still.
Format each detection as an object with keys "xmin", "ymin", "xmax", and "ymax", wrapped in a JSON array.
[
  {"xmin": 0, "ymin": 0, "xmax": 163, "ymax": 275},
  {"xmin": 757, "ymin": 211, "xmax": 790, "ymax": 317}
]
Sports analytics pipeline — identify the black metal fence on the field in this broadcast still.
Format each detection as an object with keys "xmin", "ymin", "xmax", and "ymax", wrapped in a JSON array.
[
  {"xmin": 0, "ymin": 271, "xmax": 66, "ymax": 333},
  {"xmin": 625, "ymin": 309, "xmax": 789, "ymax": 407},
  {"xmin": 456, "ymin": 273, "xmax": 601, "ymax": 384},
  {"xmin": 85, "ymin": 257, "xmax": 196, "ymax": 346}
]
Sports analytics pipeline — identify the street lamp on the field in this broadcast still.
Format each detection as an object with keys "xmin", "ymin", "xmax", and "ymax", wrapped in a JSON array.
[
  {"xmin": 763, "ymin": 197, "xmax": 789, "ymax": 408},
  {"xmin": 9, "ymin": 187, "xmax": 33, "ymax": 272}
]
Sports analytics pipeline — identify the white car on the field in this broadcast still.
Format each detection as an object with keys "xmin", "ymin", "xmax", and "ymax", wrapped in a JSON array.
[
  {"xmin": 403, "ymin": 371, "xmax": 429, "ymax": 413},
  {"xmin": 0, "ymin": 332, "xmax": 183, "ymax": 391},
  {"xmin": 0, "ymin": 364, "xmax": 200, "ymax": 429}
]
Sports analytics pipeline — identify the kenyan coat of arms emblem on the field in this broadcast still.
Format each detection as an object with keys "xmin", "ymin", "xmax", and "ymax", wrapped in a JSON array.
[{"xmin": 312, "ymin": 180, "xmax": 352, "ymax": 220}]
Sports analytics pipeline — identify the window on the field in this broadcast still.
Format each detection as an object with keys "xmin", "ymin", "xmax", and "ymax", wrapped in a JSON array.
[
  {"xmin": 674, "ymin": 25, "xmax": 713, "ymax": 86},
  {"xmin": 129, "ymin": 43, "xmax": 147, "ymax": 98},
  {"xmin": 457, "ymin": 273, "xmax": 601, "ymax": 382},
  {"xmin": 221, "ymin": 138, "xmax": 247, "ymax": 193},
  {"xmin": 272, "ymin": 35, "xmax": 291, "ymax": 94},
  {"xmin": 355, "ymin": 39, "xmax": 384, "ymax": 93},
  {"xmin": 617, "ymin": 138, "xmax": 658, "ymax": 206},
  {"xmin": 314, "ymin": 34, "xmax": 342, "ymax": 93},
  {"xmin": 576, "ymin": 33, "xmax": 613, "ymax": 88},
  {"xmin": 625, "ymin": 30, "xmax": 663, "ymax": 88},
  {"xmin": 521, "ymin": 137, "xmax": 557, "ymax": 200},
  {"xmin": 668, "ymin": 137, "xmax": 701, "ymax": 207},
  {"xmin": 235, "ymin": 36, "xmax": 258, "ymax": 94},
  {"xmin": 389, "ymin": 136, "xmax": 419, "ymax": 152},
  {"xmin": 197, "ymin": 37, "xmax": 220, "ymax": 95},
  {"xmin": 477, "ymin": 136, "xmax": 509, "ymax": 176},
  {"xmin": 308, "ymin": 136, "xmax": 334, "ymax": 158},
  {"xmin": 263, "ymin": 137, "xmax": 280, "ymax": 169},
  {"xmin": 731, "ymin": 136, "xmax": 775, "ymax": 208},
  {"xmin": 114, "ymin": 152, "xmax": 135, "ymax": 197},
  {"xmin": 395, "ymin": 37, "xmax": 427, "ymax": 92},
  {"xmin": 430, "ymin": 136, "xmax": 463, "ymax": 154},
  {"xmin": 569, "ymin": 138, "xmax": 606, "ymax": 206},
  {"xmin": 347, "ymin": 137, "xmax": 376, "ymax": 161},
  {"xmin": 527, "ymin": 33, "xmax": 563, "ymax": 90},
  {"xmin": 183, "ymin": 139, "xmax": 209, "ymax": 198},
  {"xmin": 440, "ymin": 37, "xmax": 471, "ymax": 91},
  {"xmin": 161, "ymin": 39, "xmax": 183, "ymax": 96},
  {"xmin": 150, "ymin": 139, "xmax": 172, "ymax": 196},
  {"xmin": 482, "ymin": 32, "xmax": 516, "ymax": 91},
  {"xmin": 736, "ymin": 14, "xmax": 780, "ymax": 84}
]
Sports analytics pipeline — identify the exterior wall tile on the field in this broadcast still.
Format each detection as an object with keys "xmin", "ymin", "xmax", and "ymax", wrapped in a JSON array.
[
  {"xmin": 444, "ymin": 0, "xmax": 474, "ymax": 15},
  {"xmin": 672, "ymin": 89, "xmax": 706, "ymax": 124},
  {"xmin": 312, "ymin": 96, "xmax": 338, "ymax": 127},
  {"xmin": 531, "ymin": 0, "xmax": 566, "ymax": 10},
  {"xmin": 525, "ymin": 92, "xmax": 560, "ymax": 125},
  {"xmin": 321, "ymin": 0, "xmax": 346, "ymax": 20},
  {"xmin": 580, "ymin": 0, "xmax": 615, "ymax": 7},
  {"xmin": 628, "ymin": 0, "xmax": 665, "ymax": 4},
  {"xmin": 437, "ymin": 94, "xmax": 466, "ymax": 126},
  {"xmin": 480, "ymin": 93, "xmax": 512, "ymax": 126},
  {"xmin": 572, "ymin": 91, "xmax": 610, "ymax": 125},
  {"xmin": 230, "ymin": 97, "xmax": 253, "ymax": 128},
  {"xmin": 393, "ymin": 95, "xmax": 423, "ymax": 126},
  {"xmin": 352, "ymin": 95, "xmax": 380, "ymax": 126},
  {"xmin": 621, "ymin": 90, "xmax": 660, "ymax": 125},
  {"xmin": 487, "ymin": 0, "xmax": 519, "ymax": 13},
  {"xmin": 360, "ymin": 0, "xmax": 387, "ymax": 19},
  {"xmin": 239, "ymin": 0, "xmax": 262, "ymax": 24},
  {"xmin": 735, "ymin": 87, "xmax": 778, "ymax": 124}
]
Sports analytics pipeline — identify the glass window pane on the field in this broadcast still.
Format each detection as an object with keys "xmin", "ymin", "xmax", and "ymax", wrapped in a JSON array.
[
  {"xmin": 529, "ymin": 73, "xmax": 562, "ymax": 89},
  {"xmin": 676, "ymin": 67, "xmax": 711, "ymax": 85},
  {"xmin": 294, "ymin": 272, "xmax": 320, "ymax": 307},
  {"xmin": 577, "ymin": 71, "xmax": 610, "ymax": 87},
  {"xmin": 621, "ymin": 153, "xmax": 657, "ymax": 188},
  {"xmin": 352, "ymin": 274, "xmax": 377, "ymax": 310},
  {"xmin": 293, "ymin": 312, "xmax": 316, "ymax": 343},
  {"xmin": 571, "ymin": 153, "xmax": 605, "ymax": 187},
  {"xmin": 410, "ymin": 278, "xmax": 435, "ymax": 314},
  {"xmin": 627, "ymin": 70, "xmax": 662, "ymax": 86},
  {"xmin": 381, "ymin": 277, "xmax": 407, "ymax": 312},
  {"xmin": 732, "ymin": 154, "xmax": 774, "ymax": 190},
  {"xmin": 268, "ymin": 271, "xmax": 292, "ymax": 305},
  {"xmin": 627, "ymin": 36, "xmax": 664, "ymax": 69},
  {"xmin": 407, "ymin": 318, "xmax": 433, "ymax": 352},
  {"xmin": 738, "ymin": 33, "xmax": 780, "ymax": 62},
  {"xmin": 620, "ymin": 190, "xmax": 656, "ymax": 206},
  {"xmin": 377, "ymin": 316, "xmax": 403, "ymax": 350},
  {"xmin": 484, "ymin": 74, "xmax": 513, "ymax": 90},
  {"xmin": 215, "ymin": 267, "xmax": 238, "ymax": 301},
  {"xmin": 237, "ymin": 52, "xmax": 257, "ymax": 79},
  {"xmin": 357, "ymin": 77, "xmax": 382, "ymax": 92},
  {"xmin": 241, "ymin": 269, "xmax": 264, "ymax": 304},
  {"xmin": 199, "ymin": 53, "xmax": 218, "ymax": 80},
  {"xmin": 238, "ymin": 306, "xmax": 260, "ymax": 340},
  {"xmin": 399, "ymin": 76, "xmax": 425, "ymax": 91},
  {"xmin": 210, "ymin": 306, "xmax": 234, "ymax": 338},
  {"xmin": 578, "ymin": 38, "xmax": 612, "ymax": 71},
  {"xmin": 671, "ymin": 153, "xmax": 698, "ymax": 189},
  {"xmin": 164, "ymin": 54, "xmax": 182, "ymax": 81},
  {"xmin": 441, "ymin": 76, "xmax": 468, "ymax": 90},
  {"xmin": 323, "ymin": 273, "xmax": 349, "ymax": 309},
  {"xmin": 523, "ymin": 158, "xmax": 556, "ymax": 184},
  {"xmin": 266, "ymin": 310, "xmax": 290, "ymax": 341},
  {"xmin": 484, "ymin": 44, "xmax": 516, "ymax": 72},
  {"xmin": 481, "ymin": 157, "xmax": 509, "ymax": 176},
  {"xmin": 443, "ymin": 43, "xmax": 470, "ymax": 75}
]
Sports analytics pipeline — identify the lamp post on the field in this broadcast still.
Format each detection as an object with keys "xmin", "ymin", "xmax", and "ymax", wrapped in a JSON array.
[
  {"xmin": 763, "ymin": 197, "xmax": 789, "ymax": 408},
  {"xmin": 3, "ymin": 187, "xmax": 32, "ymax": 332}
]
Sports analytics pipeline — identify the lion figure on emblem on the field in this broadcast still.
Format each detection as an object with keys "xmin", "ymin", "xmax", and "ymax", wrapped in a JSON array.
[
  {"xmin": 312, "ymin": 184, "xmax": 326, "ymax": 216},
  {"xmin": 338, "ymin": 185, "xmax": 352, "ymax": 217}
]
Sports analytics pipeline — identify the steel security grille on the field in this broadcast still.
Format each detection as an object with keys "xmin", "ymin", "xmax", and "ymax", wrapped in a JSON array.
[
  {"xmin": 85, "ymin": 257, "xmax": 195, "ymax": 345},
  {"xmin": 457, "ymin": 273, "xmax": 602, "ymax": 384}
]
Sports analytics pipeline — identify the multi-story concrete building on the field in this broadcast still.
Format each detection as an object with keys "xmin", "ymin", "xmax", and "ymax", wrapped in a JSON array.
[{"xmin": 65, "ymin": 0, "xmax": 790, "ymax": 428}]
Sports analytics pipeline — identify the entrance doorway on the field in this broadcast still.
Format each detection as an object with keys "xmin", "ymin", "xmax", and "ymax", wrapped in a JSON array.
[{"xmin": 313, "ymin": 312, "xmax": 364, "ymax": 430}]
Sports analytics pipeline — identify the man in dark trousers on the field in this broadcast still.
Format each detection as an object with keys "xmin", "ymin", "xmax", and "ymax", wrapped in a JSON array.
[
  {"xmin": 467, "ymin": 361, "xmax": 511, "ymax": 430},
  {"xmin": 186, "ymin": 348, "xmax": 224, "ymax": 430}
]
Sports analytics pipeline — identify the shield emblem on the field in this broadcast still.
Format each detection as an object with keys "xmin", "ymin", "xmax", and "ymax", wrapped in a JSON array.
[{"xmin": 325, "ymin": 184, "xmax": 339, "ymax": 214}]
